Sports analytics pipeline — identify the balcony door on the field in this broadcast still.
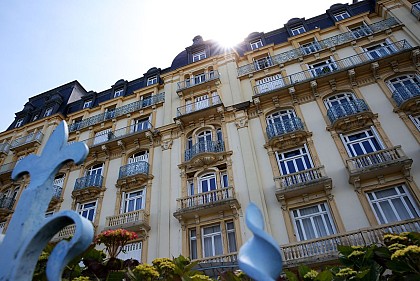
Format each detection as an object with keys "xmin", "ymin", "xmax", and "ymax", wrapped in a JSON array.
[
  {"xmin": 202, "ymin": 224, "xmax": 223, "ymax": 258},
  {"xmin": 256, "ymin": 74, "xmax": 284, "ymax": 94},
  {"xmin": 340, "ymin": 128, "xmax": 384, "ymax": 158},
  {"xmin": 266, "ymin": 109, "xmax": 297, "ymax": 135},
  {"xmin": 324, "ymin": 92, "xmax": 357, "ymax": 115},
  {"xmin": 128, "ymin": 151, "xmax": 149, "ymax": 164},
  {"xmin": 197, "ymin": 130, "xmax": 212, "ymax": 152},
  {"xmin": 387, "ymin": 74, "xmax": 420, "ymax": 93},
  {"xmin": 364, "ymin": 41, "xmax": 395, "ymax": 60},
  {"xmin": 131, "ymin": 117, "xmax": 150, "ymax": 133},
  {"xmin": 85, "ymin": 163, "xmax": 103, "ymax": 186},
  {"xmin": 77, "ymin": 201, "xmax": 97, "ymax": 222},
  {"xmin": 276, "ymin": 145, "xmax": 314, "ymax": 176},
  {"xmin": 93, "ymin": 129, "xmax": 112, "ymax": 145},
  {"xmin": 122, "ymin": 189, "xmax": 145, "ymax": 213},
  {"xmin": 309, "ymin": 58, "xmax": 337, "ymax": 77}
]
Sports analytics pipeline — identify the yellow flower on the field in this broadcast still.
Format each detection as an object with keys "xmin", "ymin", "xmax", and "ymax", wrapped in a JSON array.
[
  {"xmin": 191, "ymin": 274, "xmax": 214, "ymax": 281},
  {"xmin": 348, "ymin": 250, "xmax": 365, "ymax": 258},
  {"xmin": 304, "ymin": 270, "xmax": 319, "ymax": 279},
  {"xmin": 133, "ymin": 263, "xmax": 160, "ymax": 278},
  {"xmin": 336, "ymin": 267, "xmax": 357, "ymax": 277},
  {"xmin": 391, "ymin": 245, "xmax": 420, "ymax": 260},
  {"xmin": 388, "ymin": 243, "xmax": 406, "ymax": 252}
]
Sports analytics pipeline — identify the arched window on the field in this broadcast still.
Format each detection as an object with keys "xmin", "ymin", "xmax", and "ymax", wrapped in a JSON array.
[
  {"xmin": 128, "ymin": 151, "xmax": 149, "ymax": 164},
  {"xmin": 86, "ymin": 163, "xmax": 103, "ymax": 176},
  {"xmin": 266, "ymin": 109, "xmax": 299, "ymax": 136}
]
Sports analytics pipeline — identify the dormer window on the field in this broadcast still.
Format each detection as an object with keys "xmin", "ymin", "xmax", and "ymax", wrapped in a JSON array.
[
  {"xmin": 334, "ymin": 11, "xmax": 350, "ymax": 21},
  {"xmin": 32, "ymin": 114, "xmax": 39, "ymax": 121},
  {"xmin": 114, "ymin": 88, "xmax": 124, "ymax": 98},
  {"xmin": 192, "ymin": 50, "xmax": 206, "ymax": 62},
  {"xmin": 83, "ymin": 99, "xmax": 93, "ymax": 109},
  {"xmin": 44, "ymin": 107, "xmax": 53, "ymax": 117},
  {"xmin": 291, "ymin": 25, "xmax": 306, "ymax": 36},
  {"xmin": 147, "ymin": 76, "xmax": 158, "ymax": 86},
  {"xmin": 15, "ymin": 118, "xmax": 24, "ymax": 128},
  {"xmin": 250, "ymin": 39, "xmax": 263, "ymax": 50}
]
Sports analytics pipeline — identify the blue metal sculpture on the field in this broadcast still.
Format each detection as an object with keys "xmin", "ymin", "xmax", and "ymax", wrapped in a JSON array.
[
  {"xmin": 0, "ymin": 121, "xmax": 94, "ymax": 281},
  {"xmin": 238, "ymin": 203, "xmax": 283, "ymax": 281}
]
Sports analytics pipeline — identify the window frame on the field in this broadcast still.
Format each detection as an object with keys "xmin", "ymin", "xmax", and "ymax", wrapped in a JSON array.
[
  {"xmin": 15, "ymin": 118, "xmax": 24, "ymax": 128},
  {"xmin": 291, "ymin": 25, "xmax": 306, "ymax": 36},
  {"xmin": 275, "ymin": 144, "xmax": 314, "ymax": 175},
  {"xmin": 44, "ymin": 107, "xmax": 53, "ymax": 117},
  {"xmin": 114, "ymin": 88, "xmax": 124, "ymax": 98},
  {"xmin": 83, "ymin": 99, "xmax": 93, "ymax": 109},
  {"xmin": 333, "ymin": 11, "xmax": 350, "ymax": 21},
  {"xmin": 340, "ymin": 127, "xmax": 384, "ymax": 157},
  {"xmin": 192, "ymin": 50, "xmax": 206, "ymax": 62},
  {"xmin": 250, "ymin": 39, "xmax": 263, "ymax": 50},
  {"xmin": 77, "ymin": 200, "xmax": 97, "ymax": 222},
  {"xmin": 146, "ymin": 76, "xmax": 158, "ymax": 86},
  {"xmin": 121, "ymin": 188, "xmax": 146, "ymax": 213}
]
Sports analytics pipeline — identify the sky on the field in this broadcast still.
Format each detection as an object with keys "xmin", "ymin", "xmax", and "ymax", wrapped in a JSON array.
[{"xmin": 0, "ymin": 0, "xmax": 353, "ymax": 132}]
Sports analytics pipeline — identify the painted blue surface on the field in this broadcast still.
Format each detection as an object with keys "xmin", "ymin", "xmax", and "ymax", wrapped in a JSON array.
[
  {"xmin": 238, "ymin": 203, "xmax": 283, "ymax": 281},
  {"xmin": 0, "ymin": 121, "xmax": 94, "ymax": 281}
]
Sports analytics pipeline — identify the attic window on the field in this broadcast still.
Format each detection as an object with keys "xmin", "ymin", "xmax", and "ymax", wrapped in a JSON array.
[
  {"xmin": 44, "ymin": 107, "xmax": 53, "ymax": 117},
  {"xmin": 250, "ymin": 39, "xmax": 263, "ymax": 50},
  {"xmin": 291, "ymin": 26, "xmax": 306, "ymax": 36},
  {"xmin": 32, "ymin": 114, "xmax": 39, "ymax": 121},
  {"xmin": 114, "ymin": 88, "xmax": 124, "ymax": 98},
  {"xmin": 83, "ymin": 99, "xmax": 93, "ymax": 109},
  {"xmin": 334, "ymin": 11, "xmax": 350, "ymax": 21},
  {"xmin": 192, "ymin": 50, "xmax": 206, "ymax": 62},
  {"xmin": 15, "ymin": 118, "xmax": 24, "ymax": 128},
  {"xmin": 147, "ymin": 76, "xmax": 158, "ymax": 86}
]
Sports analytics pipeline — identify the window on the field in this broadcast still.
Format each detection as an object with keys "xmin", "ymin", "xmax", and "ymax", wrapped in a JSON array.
[
  {"xmin": 250, "ymin": 39, "xmax": 263, "ymax": 50},
  {"xmin": 118, "ymin": 241, "xmax": 142, "ymax": 261},
  {"xmin": 334, "ymin": 11, "xmax": 350, "ymax": 21},
  {"xmin": 122, "ymin": 189, "xmax": 145, "ymax": 213},
  {"xmin": 256, "ymin": 74, "xmax": 285, "ymax": 94},
  {"xmin": 128, "ymin": 151, "xmax": 149, "ymax": 164},
  {"xmin": 253, "ymin": 56, "xmax": 273, "ymax": 70},
  {"xmin": 45, "ymin": 211, "xmax": 54, "ymax": 218},
  {"xmin": 194, "ymin": 73, "xmax": 206, "ymax": 85},
  {"xmin": 291, "ymin": 202, "xmax": 336, "ymax": 241},
  {"xmin": 340, "ymin": 128, "xmax": 383, "ymax": 158},
  {"xmin": 291, "ymin": 25, "xmax": 306, "ymax": 36},
  {"xmin": 367, "ymin": 185, "xmax": 420, "ymax": 224},
  {"xmin": 300, "ymin": 40, "xmax": 321, "ymax": 55},
  {"xmin": 387, "ymin": 74, "xmax": 420, "ymax": 95},
  {"xmin": 32, "ymin": 114, "xmax": 39, "ymax": 121},
  {"xmin": 192, "ymin": 50, "xmax": 206, "ymax": 62},
  {"xmin": 147, "ymin": 76, "xmax": 158, "ymax": 86},
  {"xmin": 77, "ymin": 201, "xmax": 97, "ymax": 221},
  {"xmin": 85, "ymin": 163, "xmax": 104, "ymax": 187},
  {"xmin": 309, "ymin": 58, "xmax": 338, "ymax": 77},
  {"xmin": 114, "ymin": 88, "xmax": 124, "ymax": 98},
  {"xmin": 324, "ymin": 92, "xmax": 358, "ymax": 117},
  {"xmin": 276, "ymin": 145, "xmax": 314, "ymax": 176},
  {"xmin": 83, "ymin": 99, "xmax": 93, "ymax": 109},
  {"xmin": 266, "ymin": 109, "xmax": 298, "ymax": 136},
  {"xmin": 15, "ymin": 118, "xmax": 24, "ymax": 128},
  {"xmin": 44, "ymin": 107, "xmax": 53, "ymax": 117},
  {"xmin": 409, "ymin": 114, "xmax": 420, "ymax": 131},
  {"xmin": 93, "ymin": 128, "xmax": 113, "ymax": 145},
  {"xmin": 364, "ymin": 41, "xmax": 395, "ymax": 60},
  {"xmin": 202, "ymin": 224, "xmax": 223, "ymax": 257},
  {"xmin": 189, "ymin": 229, "xmax": 198, "ymax": 260},
  {"xmin": 53, "ymin": 174, "xmax": 65, "ymax": 197},
  {"xmin": 131, "ymin": 117, "xmax": 150, "ymax": 133},
  {"xmin": 141, "ymin": 94, "xmax": 153, "ymax": 107},
  {"xmin": 350, "ymin": 24, "xmax": 372, "ymax": 39},
  {"xmin": 105, "ymin": 106, "xmax": 116, "ymax": 119}
]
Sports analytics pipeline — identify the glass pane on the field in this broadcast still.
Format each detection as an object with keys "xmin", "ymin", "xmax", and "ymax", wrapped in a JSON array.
[{"xmin": 378, "ymin": 201, "xmax": 398, "ymax": 223}]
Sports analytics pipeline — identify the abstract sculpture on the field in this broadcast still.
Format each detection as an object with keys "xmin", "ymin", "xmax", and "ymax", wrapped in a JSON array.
[
  {"xmin": 238, "ymin": 203, "xmax": 283, "ymax": 281},
  {"xmin": 0, "ymin": 121, "xmax": 94, "ymax": 281}
]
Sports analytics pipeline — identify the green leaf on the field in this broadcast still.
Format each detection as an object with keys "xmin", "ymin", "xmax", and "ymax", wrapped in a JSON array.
[
  {"xmin": 284, "ymin": 270, "xmax": 299, "ymax": 281},
  {"xmin": 315, "ymin": 270, "xmax": 333, "ymax": 281},
  {"xmin": 297, "ymin": 265, "xmax": 312, "ymax": 278}
]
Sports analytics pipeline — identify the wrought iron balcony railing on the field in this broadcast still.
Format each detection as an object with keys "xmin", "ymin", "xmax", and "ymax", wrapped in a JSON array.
[
  {"xmin": 177, "ymin": 71, "xmax": 220, "ymax": 91},
  {"xmin": 239, "ymin": 17, "xmax": 399, "ymax": 77},
  {"xmin": 105, "ymin": 209, "xmax": 149, "ymax": 229},
  {"xmin": 177, "ymin": 95, "xmax": 222, "ymax": 116},
  {"xmin": 194, "ymin": 252, "xmax": 238, "ymax": 264},
  {"xmin": 276, "ymin": 166, "xmax": 328, "ymax": 189},
  {"xmin": 281, "ymin": 218, "xmax": 420, "ymax": 267},
  {"xmin": 266, "ymin": 117, "xmax": 305, "ymax": 139},
  {"xmin": 0, "ymin": 143, "xmax": 10, "ymax": 155},
  {"xmin": 119, "ymin": 161, "xmax": 149, "ymax": 179},
  {"xmin": 0, "ymin": 197, "xmax": 15, "ymax": 210},
  {"xmin": 412, "ymin": 3, "xmax": 420, "ymax": 20},
  {"xmin": 10, "ymin": 132, "xmax": 44, "ymax": 149},
  {"xmin": 0, "ymin": 161, "xmax": 16, "ymax": 175},
  {"xmin": 68, "ymin": 92, "xmax": 164, "ymax": 132},
  {"xmin": 253, "ymin": 40, "xmax": 412, "ymax": 95},
  {"xmin": 176, "ymin": 186, "xmax": 235, "ymax": 210},
  {"xmin": 184, "ymin": 140, "xmax": 225, "ymax": 161},
  {"xmin": 391, "ymin": 83, "xmax": 420, "ymax": 107},
  {"xmin": 81, "ymin": 122, "xmax": 152, "ymax": 147},
  {"xmin": 0, "ymin": 221, "xmax": 6, "ymax": 233},
  {"xmin": 74, "ymin": 174, "xmax": 103, "ymax": 190},
  {"xmin": 346, "ymin": 145, "xmax": 408, "ymax": 172},
  {"xmin": 327, "ymin": 99, "xmax": 370, "ymax": 124},
  {"xmin": 52, "ymin": 186, "xmax": 62, "ymax": 199}
]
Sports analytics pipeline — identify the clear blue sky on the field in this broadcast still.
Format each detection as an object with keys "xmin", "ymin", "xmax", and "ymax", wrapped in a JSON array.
[{"xmin": 0, "ymin": 0, "xmax": 352, "ymax": 132}]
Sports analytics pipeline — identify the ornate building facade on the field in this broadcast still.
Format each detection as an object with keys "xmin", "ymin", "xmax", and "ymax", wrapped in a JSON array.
[{"xmin": 1, "ymin": 0, "xmax": 419, "ymax": 273}]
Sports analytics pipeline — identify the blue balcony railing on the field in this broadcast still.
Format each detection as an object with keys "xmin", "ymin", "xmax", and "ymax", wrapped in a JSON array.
[
  {"xmin": 185, "ymin": 140, "xmax": 225, "ymax": 161},
  {"xmin": 0, "ymin": 143, "xmax": 10, "ymax": 155},
  {"xmin": 411, "ymin": 3, "xmax": 420, "ymax": 20},
  {"xmin": 119, "ymin": 161, "xmax": 150, "ymax": 179},
  {"xmin": 52, "ymin": 186, "xmax": 63, "ymax": 199},
  {"xmin": 391, "ymin": 83, "xmax": 420, "ymax": 107},
  {"xmin": 327, "ymin": 99, "xmax": 370, "ymax": 124},
  {"xmin": 0, "ymin": 197, "xmax": 15, "ymax": 210},
  {"xmin": 177, "ymin": 71, "xmax": 220, "ymax": 91},
  {"xmin": 266, "ymin": 117, "xmax": 305, "ymax": 139},
  {"xmin": 74, "ymin": 174, "xmax": 103, "ymax": 190}
]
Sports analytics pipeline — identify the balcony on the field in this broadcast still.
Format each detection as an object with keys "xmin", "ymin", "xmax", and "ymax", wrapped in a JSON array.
[
  {"xmin": 184, "ymin": 140, "xmax": 225, "ymax": 168},
  {"xmin": 72, "ymin": 174, "xmax": 104, "ymax": 200},
  {"xmin": 68, "ymin": 92, "xmax": 165, "ymax": 132},
  {"xmin": 173, "ymin": 187, "xmax": 240, "ymax": 221},
  {"xmin": 176, "ymin": 95, "xmax": 223, "ymax": 123},
  {"xmin": 327, "ymin": 99, "xmax": 374, "ymax": 131},
  {"xmin": 391, "ymin": 83, "xmax": 420, "ymax": 111},
  {"xmin": 51, "ymin": 224, "xmax": 76, "ymax": 242},
  {"xmin": 274, "ymin": 166, "xmax": 332, "ymax": 201},
  {"xmin": 105, "ymin": 209, "xmax": 150, "ymax": 236},
  {"xmin": 281, "ymin": 218, "xmax": 420, "ymax": 269},
  {"xmin": 0, "ymin": 161, "xmax": 16, "ymax": 179},
  {"xmin": 49, "ymin": 186, "xmax": 63, "ymax": 208},
  {"xmin": 266, "ymin": 117, "xmax": 309, "ymax": 150},
  {"xmin": 0, "ymin": 143, "xmax": 10, "ymax": 156},
  {"xmin": 10, "ymin": 132, "xmax": 44, "ymax": 151},
  {"xmin": 252, "ymin": 40, "xmax": 413, "ymax": 97},
  {"xmin": 346, "ymin": 146, "xmax": 412, "ymax": 186},
  {"xmin": 0, "ymin": 221, "xmax": 6, "ymax": 234},
  {"xmin": 412, "ymin": 4, "xmax": 420, "ymax": 20},
  {"xmin": 177, "ymin": 71, "xmax": 220, "ymax": 94},
  {"xmin": 0, "ymin": 197, "xmax": 15, "ymax": 219},
  {"xmin": 238, "ymin": 17, "xmax": 400, "ymax": 77},
  {"xmin": 81, "ymin": 122, "xmax": 153, "ymax": 153},
  {"xmin": 117, "ymin": 161, "xmax": 151, "ymax": 189},
  {"xmin": 194, "ymin": 253, "xmax": 238, "ymax": 277}
]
